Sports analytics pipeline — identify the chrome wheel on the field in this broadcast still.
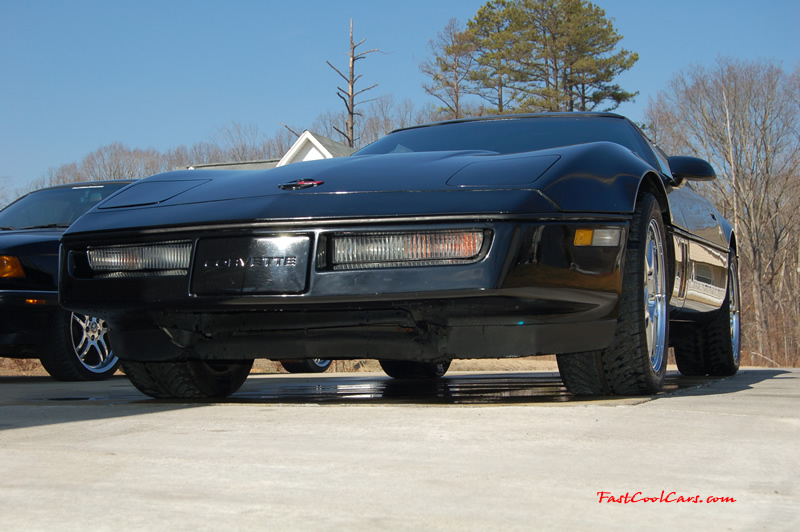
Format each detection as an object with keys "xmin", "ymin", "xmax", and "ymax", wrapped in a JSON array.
[
  {"xmin": 644, "ymin": 219, "xmax": 667, "ymax": 373},
  {"xmin": 728, "ymin": 259, "xmax": 741, "ymax": 364},
  {"xmin": 70, "ymin": 313, "xmax": 118, "ymax": 374}
]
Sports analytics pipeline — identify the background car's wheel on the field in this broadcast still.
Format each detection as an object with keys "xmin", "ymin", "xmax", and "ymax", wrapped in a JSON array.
[
  {"xmin": 121, "ymin": 359, "xmax": 254, "ymax": 399},
  {"xmin": 38, "ymin": 309, "xmax": 120, "ymax": 381},
  {"xmin": 673, "ymin": 252, "xmax": 741, "ymax": 377},
  {"xmin": 280, "ymin": 359, "xmax": 332, "ymax": 373},
  {"xmin": 557, "ymin": 192, "xmax": 669, "ymax": 395},
  {"xmin": 379, "ymin": 360, "xmax": 451, "ymax": 379}
]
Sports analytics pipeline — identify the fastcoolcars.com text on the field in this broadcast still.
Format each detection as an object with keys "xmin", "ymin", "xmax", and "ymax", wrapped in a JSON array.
[{"xmin": 597, "ymin": 491, "xmax": 737, "ymax": 504}]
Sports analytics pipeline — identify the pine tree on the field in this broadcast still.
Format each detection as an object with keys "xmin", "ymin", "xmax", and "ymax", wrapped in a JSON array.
[{"xmin": 457, "ymin": 0, "xmax": 638, "ymax": 113}]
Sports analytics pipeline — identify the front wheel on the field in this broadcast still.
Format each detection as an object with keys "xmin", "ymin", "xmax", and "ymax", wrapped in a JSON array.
[
  {"xmin": 39, "ymin": 309, "xmax": 120, "ymax": 381},
  {"xmin": 379, "ymin": 360, "xmax": 451, "ymax": 379},
  {"xmin": 122, "ymin": 359, "xmax": 253, "ymax": 399},
  {"xmin": 557, "ymin": 193, "xmax": 669, "ymax": 395}
]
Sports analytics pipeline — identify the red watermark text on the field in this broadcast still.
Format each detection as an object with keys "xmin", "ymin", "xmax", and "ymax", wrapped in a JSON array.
[{"xmin": 597, "ymin": 491, "xmax": 736, "ymax": 504}]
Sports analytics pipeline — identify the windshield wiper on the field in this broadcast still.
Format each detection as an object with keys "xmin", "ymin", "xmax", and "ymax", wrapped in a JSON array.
[{"xmin": 18, "ymin": 223, "xmax": 72, "ymax": 230}]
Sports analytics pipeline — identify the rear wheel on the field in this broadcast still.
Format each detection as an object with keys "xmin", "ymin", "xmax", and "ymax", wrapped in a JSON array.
[
  {"xmin": 121, "ymin": 359, "xmax": 253, "ymax": 399},
  {"xmin": 557, "ymin": 193, "xmax": 669, "ymax": 395},
  {"xmin": 380, "ymin": 360, "xmax": 451, "ymax": 379},
  {"xmin": 39, "ymin": 309, "xmax": 120, "ymax": 381},
  {"xmin": 704, "ymin": 253, "xmax": 741, "ymax": 376},
  {"xmin": 280, "ymin": 359, "xmax": 332, "ymax": 373},
  {"xmin": 673, "ymin": 252, "xmax": 741, "ymax": 376},
  {"xmin": 672, "ymin": 323, "xmax": 705, "ymax": 376}
]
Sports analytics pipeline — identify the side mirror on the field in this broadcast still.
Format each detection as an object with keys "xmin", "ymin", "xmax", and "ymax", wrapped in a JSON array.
[{"xmin": 668, "ymin": 156, "xmax": 716, "ymax": 186}]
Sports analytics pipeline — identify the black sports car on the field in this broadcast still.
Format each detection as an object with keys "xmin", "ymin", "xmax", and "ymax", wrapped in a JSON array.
[
  {"xmin": 0, "ymin": 181, "xmax": 133, "ymax": 380},
  {"xmin": 59, "ymin": 113, "xmax": 740, "ymax": 398}
]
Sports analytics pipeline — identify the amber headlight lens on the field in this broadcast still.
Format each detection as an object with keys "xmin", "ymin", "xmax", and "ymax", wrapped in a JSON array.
[
  {"xmin": 323, "ymin": 230, "xmax": 488, "ymax": 270},
  {"xmin": 0, "ymin": 256, "xmax": 25, "ymax": 278},
  {"xmin": 87, "ymin": 240, "xmax": 192, "ymax": 277}
]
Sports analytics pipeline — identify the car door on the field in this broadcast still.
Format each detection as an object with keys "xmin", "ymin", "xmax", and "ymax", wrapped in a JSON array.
[{"xmin": 665, "ymin": 179, "xmax": 729, "ymax": 314}]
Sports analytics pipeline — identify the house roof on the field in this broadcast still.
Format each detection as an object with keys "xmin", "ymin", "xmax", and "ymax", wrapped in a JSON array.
[
  {"xmin": 187, "ymin": 159, "xmax": 279, "ymax": 170},
  {"xmin": 184, "ymin": 131, "xmax": 354, "ymax": 172},
  {"xmin": 277, "ymin": 131, "xmax": 355, "ymax": 166}
]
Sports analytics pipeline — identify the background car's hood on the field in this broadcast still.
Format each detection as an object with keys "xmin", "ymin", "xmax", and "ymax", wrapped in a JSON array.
[
  {"xmin": 0, "ymin": 229, "xmax": 62, "ymax": 254},
  {"xmin": 0, "ymin": 229, "xmax": 61, "ymax": 291}
]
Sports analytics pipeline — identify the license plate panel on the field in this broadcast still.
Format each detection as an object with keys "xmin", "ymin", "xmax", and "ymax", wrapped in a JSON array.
[{"xmin": 191, "ymin": 236, "xmax": 310, "ymax": 295}]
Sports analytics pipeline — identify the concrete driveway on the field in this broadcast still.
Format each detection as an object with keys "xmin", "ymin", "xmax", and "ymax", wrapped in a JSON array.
[{"xmin": 1, "ymin": 368, "xmax": 798, "ymax": 531}]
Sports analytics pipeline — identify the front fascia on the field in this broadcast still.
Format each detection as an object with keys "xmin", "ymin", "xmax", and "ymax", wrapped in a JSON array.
[{"xmin": 60, "ymin": 214, "xmax": 628, "ymax": 361}]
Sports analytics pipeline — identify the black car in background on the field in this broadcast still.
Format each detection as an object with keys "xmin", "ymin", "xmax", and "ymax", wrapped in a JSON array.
[
  {"xmin": 0, "ymin": 181, "xmax": 132, "ymax": 380},
  {"xmin": 59, "ymin": 113, "xmax": 741, "ymax": 398}
]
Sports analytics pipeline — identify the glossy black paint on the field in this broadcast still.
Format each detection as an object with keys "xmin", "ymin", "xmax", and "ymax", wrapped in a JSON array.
[{"xmin": 59, "ymin": 114, "xmax": 735, "ymax": 364}]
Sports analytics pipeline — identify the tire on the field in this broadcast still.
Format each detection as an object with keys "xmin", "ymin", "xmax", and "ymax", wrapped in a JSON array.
[
  {"xmin": 672, "ymin": 322, "xmax": 706, "ymax": 376},
  {"xmin": 39, "ymin": 309, "xmax": 120, "ymax": 381},
  {"xmin": 379, "ymin": 360, "xmax": 451, "ymax": 379},
  {"xmin": 673, "ymin": 252, "xmax": 741, "ymax": 377},
  {"xmin": 704, "ymin": 253, "xmax": 741, "ymax": 376},
  {"xmin": 280, "ymin": 359, "xmax": 332, "ymax": 373},
  {"xmin": 557, "ymin": 193, "xmax": 669, "ymax": 395},
  {"xmin": 121, "ymin": 359, "xmax": 254, "ymax": 399}
]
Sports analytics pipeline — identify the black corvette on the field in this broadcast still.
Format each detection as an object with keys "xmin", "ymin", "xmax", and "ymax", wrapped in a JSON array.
[
  {"xmin": 59, "ymin": 113, "xmax": 740, "ymax": 398},
  {"xmin": 0, "ymin": 181, "xmax": 132, "ymax": 380}
]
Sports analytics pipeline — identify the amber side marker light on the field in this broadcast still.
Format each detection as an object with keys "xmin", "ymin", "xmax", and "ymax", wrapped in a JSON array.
[
  {"xmin": 574, "ymin": 228, "xmax": 622, "ymax": 247},
  {"xmin": 25, "ymin": 299, "xmax": 47, "ymax": 305},
  {"xmin": 0, "ymin": 256, "xmax": 26, "ymax": 278}
]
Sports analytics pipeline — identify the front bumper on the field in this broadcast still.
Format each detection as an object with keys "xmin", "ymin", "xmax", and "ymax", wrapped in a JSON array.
[
  {"xmin": 60, "ymin": 218, "xmax": 628, "ymax": 362},
  {"xmin": 0, "ymin": 290, "xmax": 58, "ymax": 355}
]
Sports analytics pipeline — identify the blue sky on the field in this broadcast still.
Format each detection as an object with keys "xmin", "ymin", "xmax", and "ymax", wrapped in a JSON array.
[{"xmin": 2, "ymin": 0, "xmax": 799, "ymax": 196}]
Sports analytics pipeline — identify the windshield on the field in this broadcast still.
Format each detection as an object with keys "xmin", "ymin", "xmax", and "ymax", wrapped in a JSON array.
[
  {"xmin": 0, "ymin": 183, "xmax": 130, "ymax": 230},
  {"xmin": 356, "ymin": 116, "xmax": 655, "ymax": 163}
]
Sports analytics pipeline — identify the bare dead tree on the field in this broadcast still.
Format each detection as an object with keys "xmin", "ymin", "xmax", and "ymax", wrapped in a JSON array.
[{"xmin": 326, "ymin": 19, "xmax": 379, "ymax": 147}]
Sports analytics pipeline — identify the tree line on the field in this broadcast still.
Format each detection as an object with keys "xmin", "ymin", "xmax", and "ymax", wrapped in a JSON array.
[{"xmin": 13, "ymin": 93, "xmax": 432, "ymax": 197}]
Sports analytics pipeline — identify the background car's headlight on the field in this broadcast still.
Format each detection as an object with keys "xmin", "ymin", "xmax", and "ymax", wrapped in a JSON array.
[
  {"xmin": 87, "ymin": 240, "xmax": 192, "ymax": 277},
  {"xmin": 0, "ymin": 256, "xmax": 25, "ymax": 278},
  {"xmin": 319, "ymin": 230, "xmax": 489, "ymax": 270}
]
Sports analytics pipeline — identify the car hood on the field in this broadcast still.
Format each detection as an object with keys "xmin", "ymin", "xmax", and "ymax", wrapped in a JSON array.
[
  {"xmin": 98, "ymin": 150, "xmax": 561, "ymax": 208},
  {"xmin": 0, "ymin": 229, "xmax": 61, "ymax": 290},
  {"xmin": 65, "ymin": 143, "xmax": 647, "ymax": 236},
  {"xmin": 0, "ymin": 229, "xmax": 62, "ymax": 254}
]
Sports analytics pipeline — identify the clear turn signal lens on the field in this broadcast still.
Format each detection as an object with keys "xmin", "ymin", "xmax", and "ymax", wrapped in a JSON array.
[
  {"xmin": 327, "ymin": 230, "xmax": 487, "ymax": 270},
  {"xmin": 87, "ymin": 240, "xmax": 192, "ymax": 275}
]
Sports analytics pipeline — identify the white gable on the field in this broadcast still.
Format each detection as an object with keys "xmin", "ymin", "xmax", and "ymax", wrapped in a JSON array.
[{"xmin": 277, "ymin": 131, "xmax": 355, "ymax": 166}]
